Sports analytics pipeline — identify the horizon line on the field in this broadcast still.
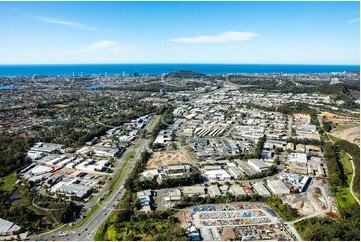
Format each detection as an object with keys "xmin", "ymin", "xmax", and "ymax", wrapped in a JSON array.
[{"xmin": 0, "ymin": 63, "xmax": 359, "ymax": 66}]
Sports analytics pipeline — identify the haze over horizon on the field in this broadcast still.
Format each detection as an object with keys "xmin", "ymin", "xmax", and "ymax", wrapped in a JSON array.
[{"xmin": 0, "ymin": 1, "xmax": 359, "ymax": 65}]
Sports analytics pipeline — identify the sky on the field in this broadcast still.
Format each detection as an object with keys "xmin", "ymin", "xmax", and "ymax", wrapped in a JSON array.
[{"xmin": 0, "ymin": 1, "xmax": 359, "ymax": 64}]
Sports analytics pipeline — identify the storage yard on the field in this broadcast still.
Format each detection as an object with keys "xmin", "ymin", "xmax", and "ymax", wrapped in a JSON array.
[{"xmin": 178, "ymin": 203, "xmax": 293, "ymax": 241}]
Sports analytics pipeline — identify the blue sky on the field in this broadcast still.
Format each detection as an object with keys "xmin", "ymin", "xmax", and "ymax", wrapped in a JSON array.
[{"xmin": 0, "ymin": 1, "xmax": 359, "ymax": 64}]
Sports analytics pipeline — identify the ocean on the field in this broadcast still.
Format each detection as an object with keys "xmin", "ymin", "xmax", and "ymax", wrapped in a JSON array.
[{"xmin": 0, "ymin": 64, "xmax": 359, "ymax": 76}]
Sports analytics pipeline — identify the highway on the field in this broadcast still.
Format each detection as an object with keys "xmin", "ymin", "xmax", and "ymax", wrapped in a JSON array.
[{"xmin": 31, "ymin": 116, "xmax": 157, "ymax": 241}]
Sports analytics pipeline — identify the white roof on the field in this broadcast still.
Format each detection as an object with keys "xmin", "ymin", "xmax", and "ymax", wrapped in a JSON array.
[
  {"xmin": 205, "ymin": 169, "xmax": 231, "ymax": 176},
  {"xmin": 0, "ymin": 218, "xmax": 21, "ymax": 234},
  {"xmin": 288, "ymin": 153, "xmax": 308, "ymax": 163},
  {"xmin": 30, "ymin": 165, "xmax": 53, "ymax": 174}
]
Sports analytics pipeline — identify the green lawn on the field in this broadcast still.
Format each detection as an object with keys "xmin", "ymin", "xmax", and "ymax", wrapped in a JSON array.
[
  {"xmin": 339, "ymin": 152, "xmax": 353, "ymax": 186},
  {"xmin": 335, "ymin": 187, "xmax": 357, "ymax": 209},
  {"xmin": 329, "ymin": 134, "xmax": 342, "ymax": 143},
  {"xmin": 126, "ymin": 151, "xmax": 136, "ymax": 160},
  {"xmin": 0, "ymin": 171, "xmax": 17, "ymax": 192}
]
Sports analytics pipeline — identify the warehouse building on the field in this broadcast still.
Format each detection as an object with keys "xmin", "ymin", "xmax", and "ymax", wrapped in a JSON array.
[
  {"xmin": 0, "ymin": 218, "xmax": 22, "ymax": 236},
  {"xmin": 210, "ymin": 184, "xmax": 222, "ymax": 198},
  {"xmin": 287, "ymin": 153, "xmax": 308, "ymax": 164},
  {"xmin": 229, "ymin": 185, "xmax": 247, "ymax": 196},
  {"xmin": 247, "ymin": 159, "xmax": 269, "ymax": 173},
  {"xmin": 92, "ymin": 146, "xmax": 119, "ymax": 157},
  {"xmin": 226, "ymin": 165, "xmax": 244, "ymax": 179},
  {"xmin": 267, "ymin": 180, "xmax": 290, "ymax": 195},
  {"xmin": 204, "ymin": 170, "xmax": 231, "ymax": 181},
  {"xmin": 253, "ymin": 182, "xmax": 271, "ymax": 197},
  {"xmin": 236, "ymin": 160, "xmax": 257, "ymax": 176}
]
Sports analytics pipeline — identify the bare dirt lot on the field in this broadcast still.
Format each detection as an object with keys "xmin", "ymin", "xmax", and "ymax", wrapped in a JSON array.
[
  {"xmin": 145, "ymin": 151, "xmax": 189, "ymax": 170},
  {"xmin": 332, "ymin": 126, "xmax": 360, "ymax": 146},
  {"xmin": 321, "ymin": 112, "xmax": 359, "ymax": 123}
]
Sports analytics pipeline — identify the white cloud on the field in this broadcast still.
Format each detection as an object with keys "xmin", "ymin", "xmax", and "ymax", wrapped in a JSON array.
[
  {"xmin": 348, "ymin": 18, "xmax": 360, "ymax": 24},
  {"xmin": 31, "ymin": 15, "xmax": 99, "ymax": 31},
  {"xmin": 77, "ymin": 40, "xmax": 132, "ymax": 53},
  {"xmin": 170, "ymin": 31, "xmax": 258, "ymax": 44}
]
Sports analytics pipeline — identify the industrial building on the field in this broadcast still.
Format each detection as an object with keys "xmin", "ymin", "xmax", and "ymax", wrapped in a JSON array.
[
  {"xmin": 204, "ymin": 170, "xmax": 231, "ymax": 181},
  {"xmin": 0, "ymin": 218, "xmax": 22, "ymax": 236},
  {"xmin": 267, "ymin": 180, "xmax": 290, "ymax": 195},
  {"xmin": 210, "ymin": 184, "xmax": 222, "ymax": 198},
  {"xmin": 287, "ymin": 153, "xmax": 308, "ymax": 164},
  {"xmin": 247, "ymin": 159, "xmax": 269, "ymax": 173},
  {"xmin": 229, "ymin": 185, "xmax": 247, "ymax": 196},
  {"xmin": 182, "ymin": 186, "xmax": 207, "ymax": 196},
  {"xmin": 27, "ymin": 150, "xmax": 46, "ymax": 160},
  {"xmin": 236, "ymin": 160, "xmax": 257, "ymax": 176},
  {"xmin": 31, "ymin": 142, "xmax": 65, "ymax": 153},
  {"xmin": 253, "ymin": 182, "xmax": 271, "ymax": 197},
  {"xmin": 226, "ymin": 163, "xmax": 244, "ymax": 179},
  {"xmin": 92, "ymin": 146, "xmax": 119, "ymax": 157}
]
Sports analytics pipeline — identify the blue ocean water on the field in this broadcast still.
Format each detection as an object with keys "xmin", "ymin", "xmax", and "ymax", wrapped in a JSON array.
[{"xmin": 0, "ymin": 64, "xmax": 359, "ymax": 76}]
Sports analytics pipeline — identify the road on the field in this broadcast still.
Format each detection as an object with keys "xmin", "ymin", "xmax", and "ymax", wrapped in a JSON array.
[
  {"xmin": 175, "ymin": 141, "xmax": 198, "ymax": 168},
  {"xmin": 287, "ymin": 115, "xmax": 293, "ymax": 138},
  {"xmin": 32, "ymin": 115, "xmax": 158, "ymax": 241}
]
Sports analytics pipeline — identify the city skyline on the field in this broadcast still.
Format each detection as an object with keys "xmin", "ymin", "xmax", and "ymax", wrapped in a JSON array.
[{"xmin": 0, "ymin": 1, "xmax": 359, "ymax": 64}]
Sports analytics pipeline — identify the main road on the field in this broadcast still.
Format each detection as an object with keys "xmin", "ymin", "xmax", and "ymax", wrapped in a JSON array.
[{"xmin": 32, "ymin": 116, "xmax": 158, "ymax": 241}]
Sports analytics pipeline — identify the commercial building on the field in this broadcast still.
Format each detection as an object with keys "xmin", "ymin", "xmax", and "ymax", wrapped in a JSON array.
[
  {"xmin": 267, "ymin": 180, "xmax": 290, "ymax": 195},
  {"xmin": 247, "ymin": 159, "xmax": 269, "ymax": 173}
]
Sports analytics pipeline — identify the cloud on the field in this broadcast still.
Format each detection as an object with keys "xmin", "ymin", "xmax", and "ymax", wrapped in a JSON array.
[
  {"xmin": 170, "ymin": 31, "xmax": 258, "ymax": 44},
  {"xmin": 348, "ymin": 18, "xmax": 360, "ymax": 24},
  {"xmin": 76, "ymin": 40, "xmax": 132, "ymax": 53},
  {"xmin": 30, "ymin": 15, "xmax": 99, "ymax": 31}
]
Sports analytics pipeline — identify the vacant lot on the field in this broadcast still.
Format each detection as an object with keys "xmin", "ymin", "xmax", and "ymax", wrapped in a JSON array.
[
  {"xmin": 146, "ymin": 151, "xmax": 189, "ymax": 170},
  {"xmin": 331, "ymin": 126, "xmax": 360, "ymax": 146}
]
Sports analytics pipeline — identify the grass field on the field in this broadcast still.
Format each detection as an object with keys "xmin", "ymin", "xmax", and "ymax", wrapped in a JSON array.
[
  {"xmin": 339, "ymin": 152, "xmax": 353, "ymax": 186},
  {"xmin": 335, "ymin": 187, "xmax": 357, "ymax": 209},
  {"xmin": 0, "ymin": 172, "xmax": 17, "ymax": 192},
  {"xmin": 334, "ymin": 151, "xmax": 357, "ymax": 209},
  {"xmin": 328, "ymin": 134, "xmax": 342, "ymax": 143}
]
